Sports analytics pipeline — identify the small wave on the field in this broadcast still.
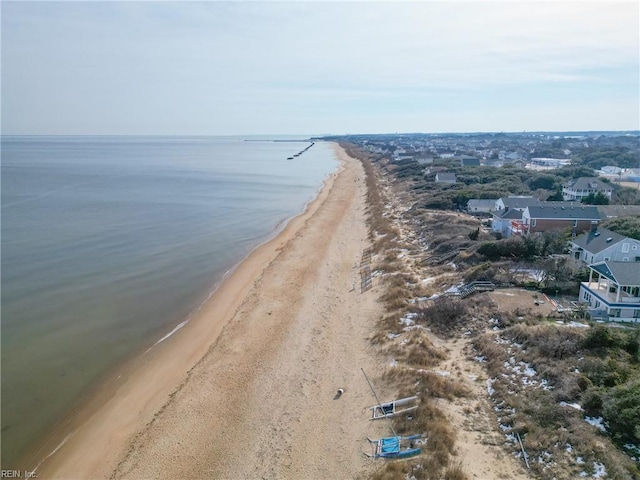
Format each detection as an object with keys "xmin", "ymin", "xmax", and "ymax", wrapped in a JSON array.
[
  {"xmin": 31, "ymin": 431, "xmax": 75, "ymax": 474},
  {"xmin": 144, "ymin": 319, "xmax": 189, "ymax": 354}
]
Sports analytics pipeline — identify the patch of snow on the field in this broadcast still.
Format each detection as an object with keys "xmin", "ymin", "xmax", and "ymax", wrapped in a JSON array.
[
  {"xmin": 386, "ymin": 333, "xmax": 401, "ymax": 339},
  {"xmin": 585, "ymin": 416, "xmax": 606, "ymax": 432},
  {"xmin": 566, "ymin": 444, "xmax": 573, "ymax": 453},
  {"xmin": 474, "ymin": 355, "xmax": 487, "ymax": 363},
  {"xmin": 399, "ymin": 313, "xmax": 417, "ymax": 326},
  {"xmin": 487, "ymin": 378, "xmax": 496, "ymax": 396},
  {"xmin": 560, "ymin": 402, "xmax": 582, "ymax": 411},
  {"xmin": 593, "ymin": 462, "xmax": 607, "ymax": 478},
  {"xmin": 444, "ymin": 283, "xmax": 463, "ymax": 294},
  {"xmin": 623, "ymin": 443, "xmax": 640, "ymax": 460},
  {"xmin": 390, "ymin": 359, "xmax": 398, "ymax": 367},
  {"xmin": 447, "ymin": 262, "xmax": 457, "ymax": 270},
  {"xmin": 568, "ymin": 321, "xmax": 589, "ymax": 328}
]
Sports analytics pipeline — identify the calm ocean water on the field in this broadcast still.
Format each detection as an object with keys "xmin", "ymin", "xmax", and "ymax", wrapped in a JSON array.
[{"xmin": 0, "ymin": 135, "xmax": 337, "ymax": 466}]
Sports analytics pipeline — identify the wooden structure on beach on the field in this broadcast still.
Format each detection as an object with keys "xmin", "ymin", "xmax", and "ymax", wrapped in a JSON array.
[{"xmin": 360, "ymin": 248, "xmax": 373, "ymax": 292}]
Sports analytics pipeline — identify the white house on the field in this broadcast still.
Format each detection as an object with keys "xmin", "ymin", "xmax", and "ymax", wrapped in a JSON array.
[
  {"xmin": 562, "ymin": 177, "xmax": 614, "ymax": 202},
  {"xmin": 579, "ymin": 261, "xmax": 640, "ymax": 322}
]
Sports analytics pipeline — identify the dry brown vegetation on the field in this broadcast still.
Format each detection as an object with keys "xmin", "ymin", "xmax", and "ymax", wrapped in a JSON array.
[{"xmin": 342, "ymin": 142, "xmax": 640, "ymax": 480}]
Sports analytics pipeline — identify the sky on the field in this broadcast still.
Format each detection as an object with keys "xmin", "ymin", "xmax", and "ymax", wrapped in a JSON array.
[{"xmin": 1, "ymin": 1, "xmax": 639, "ymax": 136}]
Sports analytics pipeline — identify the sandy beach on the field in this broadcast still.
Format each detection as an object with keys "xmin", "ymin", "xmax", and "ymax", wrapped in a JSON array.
[{"xmin": 39, "ymin": 145, "xmax": 388, "ymax": 479}]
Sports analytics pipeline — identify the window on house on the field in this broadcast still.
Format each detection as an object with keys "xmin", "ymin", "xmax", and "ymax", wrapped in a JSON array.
[
  {"xmin": 622, "ymin": 243, "xmax": 630, "ymax": 253},
  {"xmin": 623, "ymin": 257, "xmax": 629, "ymax": 262},
  {"xmin": 532, "ymin": 219, "xmax": 536, "ymax": 227},
  {"xmin": 573, "ymin": 220, "xmax": 578, "ymax": 227}
]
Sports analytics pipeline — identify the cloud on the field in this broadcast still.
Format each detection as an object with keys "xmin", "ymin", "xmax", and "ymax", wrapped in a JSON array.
[{"xmin": 2, "ymin": 1, "xmax": 638, "ymax": 134}]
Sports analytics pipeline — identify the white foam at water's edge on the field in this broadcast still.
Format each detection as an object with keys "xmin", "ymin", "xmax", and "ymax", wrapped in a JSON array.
[
  {"xmin": 144, "ymin": 319, "xmax": 189, "ymax": 354},
  {"xmin": 31, "ymin": 432, "xmax": 75, "ymax": 474}
]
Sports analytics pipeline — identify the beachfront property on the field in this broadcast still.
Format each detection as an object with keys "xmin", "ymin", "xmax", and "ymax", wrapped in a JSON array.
[
  {"xmin": 579, "ymin": 261, "xmax": 640, "ymax": 322},
  {"xmin": 491, "ymin": 208, "xmax": 525, "ymax": 237},
  {"xmin": 491, "ymin": 196, "xmax": 542, "ymax": 237},
  {"xmin": 562, "ymin": 177, "xmax": 614, "ymax": 202},
  {"xmin": 569, "ymin": 226, "xmax": 640, "ymax": 265},
  {"xmin": 520, "ymin": 204, "xmax": 601, "ymax": 236}
]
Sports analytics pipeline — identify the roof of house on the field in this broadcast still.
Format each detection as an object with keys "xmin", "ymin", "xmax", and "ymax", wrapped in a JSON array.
[
  {"xmin": 598, "ymin": 205, "xmax": 640, "ymax": 218},
  {"xmin": 564, "ymin": 177, "xmax": 613, "ymax": 191},
  {"xmin": 493, "ymin": 208, "xmax": 523, "ymax": 220},
  {"xmin": 460, "ymin": 157, "xmax": 481, "ymax": 166},
  {"xmin": 571, "ymin": 227, "xmax": 628, "ymax": 253},
  {"xmin": 468, "ymin": 199, "xmax": 498, "ymax": 208},
  {"xmin": 436, "ymin": 172, "xmax": 457, "ymax": 181},
  {"xmin": 499, "ymin": 196, "xmax": 543, "ymax": 209},
  {"xmin": 590, "ymin": 261, "xmax": 640, "ymax": 286},
  {"xmin": 525, "ymin": 205, "xmax": 602, "ymax": 220}
]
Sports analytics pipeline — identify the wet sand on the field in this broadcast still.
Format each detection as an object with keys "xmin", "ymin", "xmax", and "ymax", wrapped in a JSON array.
[{"xmin": 39, "ymin": 144, "xmax": 388, "ymax": 479}]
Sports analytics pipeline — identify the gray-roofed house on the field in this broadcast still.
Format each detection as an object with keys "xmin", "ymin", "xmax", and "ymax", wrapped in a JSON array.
[
  {"xmin": 435, "ymin": 172, "xmax": 457, "ymax": 184},
  {"xmin": 494, "ymin": 196, "xmax": 543, "ymax": 212},
  {"xmin": 491, "ymin": 208, "xmax": 525, "ymax": 237},
  {"xmin": 467, "ymin": 199, "xmax": 498, "ymax": 214},
  {"xmin": 570, "ymin": 226, "xmax": 640, "ymax": 265},
  {"xmin": 579, "ymin": 261, "xmax": 640, "ymax": 322},
  {"xmin": 458, "ymin": 155, "xmax": 481, "ymax": 167},
  {"xmin": 598, "ymin": 205, "xmax": 640, "ymax": 219},
  {"xmin": 522, "ymin": 204, "xmax": 601, "ymax": 235},
  {"xmin": 562, "ymin": 177, "xmax": 614, "ymax": 201}
]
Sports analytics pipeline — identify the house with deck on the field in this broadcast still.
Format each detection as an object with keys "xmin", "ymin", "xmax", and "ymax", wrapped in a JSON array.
[
  {"xmin": 562, "ymin": 177, "xmax": 614, "ymax": 202},
  {"xmin": 579, "ymin": 261, "xmax": 640, "ymax": 322}
]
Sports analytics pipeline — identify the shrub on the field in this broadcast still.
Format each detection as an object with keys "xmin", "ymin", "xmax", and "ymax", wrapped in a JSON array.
[{"xmin": 602, "ymin": 379, "xmax": 640, "ymax": 444}]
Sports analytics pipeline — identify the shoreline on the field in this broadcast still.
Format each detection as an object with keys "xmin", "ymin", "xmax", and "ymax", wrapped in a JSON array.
[{"xmin": 34, "ymin": 143, "xmax": 375, "ymax": 479}]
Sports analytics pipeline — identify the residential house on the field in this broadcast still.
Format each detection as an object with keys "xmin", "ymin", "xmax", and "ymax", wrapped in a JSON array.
[
  {"xmin": 494, "ymin": 196, "xmax": 542, "ymax": 212},
  {"xmin": 521, "ymin": 205, "xmax": 601, "ymax": 236},
  {"xmin": 562, "ymin": 177, "xmax": 613, "ymax": 202},
  {"xmin": 598, "ymin": 205, "xmax": 640, "ymax": 219},
  {"xmin": 458, "ymin": 155, "xmax": 481, "ymax": 167},
  {"xmin": 416, "ymin": 153, "xmax": 434, "ymax": 165},
  {"xmin": 435, "ymin": 172, "xmax": 457, "ymax": 184},
  {"xmin": 570, "ymin": 226, "xmax": 640, "ymax": 265},
  {"xmin": 527, "ymin": 158, "xmax": 572, "ymax": 171},
  {"xmin": 579, "ymin": 261, "xmax": 640, "ymax": 322},
  {"xmin": 491, "ymin": 196, "xmax": 542, "ymax": 237},
  {"xmin": 491, "ymin": 208, "xmax": 525, "ymax": 237},
  {"xmin": 467, "ymin": 199, "xmax": 498, "ymax": 214}
]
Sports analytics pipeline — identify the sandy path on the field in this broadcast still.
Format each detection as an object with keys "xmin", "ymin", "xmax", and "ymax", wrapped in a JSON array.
[
  {"xmin": 430, "ymin": 334, "xmax": 530, "ymax": 480},
  {"xmin": 39, "ymin": 145, "xmax": 388, "ymax": 480}
]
